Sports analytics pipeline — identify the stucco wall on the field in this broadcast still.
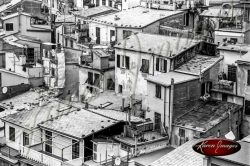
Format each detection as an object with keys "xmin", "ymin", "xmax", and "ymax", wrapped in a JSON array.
[
  {"xmin": 144, "ymin": 82, "xmax": 170, "ymax": 128},
  {"xmin": 5, "ymin": 122, "xmax": 41, "ymax": 151},
  {"xmin": 1, "ymin": 71, "xmax": 29, "ymax": 87}
]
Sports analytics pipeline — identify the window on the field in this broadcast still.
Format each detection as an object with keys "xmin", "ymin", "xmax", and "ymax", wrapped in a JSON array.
[
  {"xmin": 72, "ymin": 140, "xmax": 79, "ymax": 159},
  {"xmin": 94, "ymin": 73, "xmax": 100, "ymax": 88},
  {"xmin": 117, "ymin": 55, "xmax": 130, "ymax": 69},
  {"xmin": 248, "ymin": 70, "xmax": 250, "ymax": 86},
  {"xmin": 0, "ymin": 53, "xmax": 5, "ymax": 68},
  {"xmin": 45, "ymin": 130, "xmax": 52, "ymax": 153},
  {"xmin": 110, "ymin": 30, "xmax": 115, "ymax": 43},
  {"xmin": 102, "ymin": 0, "xmax": 106, "ymax": 5},
  {"xmin": 228, "ymin": 65, "xmax": 237, "ymax": 82},
  {"xmin": 5, "ymin": 23, "xmax": 13, "ymax": 31},
  {"xmin": 118, "ymin": 85, "xmax": 122, "ymax": 93},
  {"xmin": 222, "ymin": 93, "xmax": 227, "ymax": 101},
  {"xmin": 155, "ymin": 84, "xmax": 161, "ymax": 99},
  {"xmin": 70, "ymin": 40, "xmax": 74, "ymax": 48},
  {"xmin": 123, "ymin": 30, "xmax": 132, "ymax": 39},
  {"xmin": 184, "ymin": 13, "xmax": 189, "ymax": 26},
  {"xmin": 156, "ymin": 58, "xmax": 167, "ymax": 73},
  {"xmin": 96, "ymin": 0, "xmax": 100, "ymax": 6},
  {"xmin": 26, "ymin": 48, "xmax": 35, "ymax": 64},
  {"xmin": 51, "ymin": 68, "xmax": 55, "ymax": 77},
  {"xmin": 109, "ymin": 0, "xmax": 112, "ymax": 6},
  {"xmin": 154, "ymin": 112, "xmax": 161, "ymax": 130},
  {"xmin": 9, "ymin": 126, "xmax": 15, "ymax": 142},
  {"xmin": 23, "ymin": 132, "xmax": 29, "ymax": 146},
  {"xmin": 140, "ymin": 59, "xmax": 149, "ymax": 73},
  {"xmin": 93, "ymin": 143, "xmax": 97, "ymax": 152},
  {"xmin": 87, "ymin": 72, "xmax": 94, "ymax": 85},
  {"xmin": 179, "ymin": 128, "xmax": 185, "ymax": 137},
  {"xmin": 65, "ymin": 38, "xmax": 68, "ymax": 47},
  {"xmin": 117, "ymin": 54, "xmax": 120, "ymax": 68},
  {"xmin": 0, "ymin": 73, "xmax": 1, "ymax": 87},
  {"xmin": 245, "ymin": 100, "xmax": 250, "ymax": 115}
]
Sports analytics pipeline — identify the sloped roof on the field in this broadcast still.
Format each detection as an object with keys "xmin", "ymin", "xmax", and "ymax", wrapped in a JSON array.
[
  {"xmin": 175, "ymin": 55, "xmax": 223, "ymax": 76},
  {"xmin": 89, "ymin": 108, "xmax": 145, "ymax": 123},
  {"xmin": 75, "ymin": 6, "xmax": 119, "ymax": 18},
  {"xmin": 174, "ymin": 100, "xmax": 242, "ymax": 132},
  {"xmin": 92, "ymin": 6, "xmax": 183, "ymax": 28},
  {"xmin": 114, "ymin": 33, "xmax": 201, "ymax": 58},
  {"xmin": 151, "ymin": 139, "xmax": 204, "ymax": 166},
  {"xmin": 1, "ymin": 100, "xmax": 77, "ymax": 130},
  {"xmin": 146, "ymin": 72, "xmax": 198, "ymax": 87},
  {"xmin": 215, "ymin": 138, "xmax": 250, "ymax": 166},
  {"xmin": 39, "ymin": 108, "xmax": 119, "ymax": 139}
]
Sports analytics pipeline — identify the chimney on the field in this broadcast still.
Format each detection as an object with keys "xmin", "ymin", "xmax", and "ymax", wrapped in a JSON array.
[{"xmin": 203, "ymin": 156, "xmax": 211, "ymax": 166}]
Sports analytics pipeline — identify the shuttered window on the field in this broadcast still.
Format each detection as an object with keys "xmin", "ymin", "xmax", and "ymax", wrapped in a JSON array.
[{"xmin": 228, "ymin": 65, "xmax": 237, "ymax": 82}]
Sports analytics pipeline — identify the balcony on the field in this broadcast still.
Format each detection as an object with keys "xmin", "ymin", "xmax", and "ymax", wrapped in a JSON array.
[
  {"xmin": 212, "ymin": 80, "xmax": 237, "ymax": 95},
  {"xmin": 20, "ymin": 145, "xmax": 73, "ymax": 166}
]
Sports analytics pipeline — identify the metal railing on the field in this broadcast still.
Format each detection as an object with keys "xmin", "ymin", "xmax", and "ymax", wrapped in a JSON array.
[{"xmin": 20, "ymin": 145, "xmax": 72, "ymax": 166}]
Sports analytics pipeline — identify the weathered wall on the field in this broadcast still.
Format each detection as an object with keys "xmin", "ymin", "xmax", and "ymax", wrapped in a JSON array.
[
  {"xmin": 0, "ymin": 71, "xmax": 29, "ymax": 87},
  {"xmin": 173, "ymin": 79, "xmax": 201, "ymax": 120}
]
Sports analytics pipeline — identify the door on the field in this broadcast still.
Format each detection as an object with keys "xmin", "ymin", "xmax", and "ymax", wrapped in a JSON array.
[
  {"xmin": 96, "ymin": 27, "xmax": 101, "ymax": 44},
  {"xmin": 154, "ymin": 112, "xmax": 161, "ymax": 131},
  {"xmin": 27, "ymin": 48, "xmax": 35, "ymax": 64}
]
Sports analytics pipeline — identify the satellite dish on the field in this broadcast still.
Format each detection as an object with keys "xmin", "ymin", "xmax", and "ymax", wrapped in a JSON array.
[
  {"xmin": 2, "ymin": 87, "xmax": 8, "ymax": 94},
  {"xmin": 115, "ymin": 157, "xmax": 121, "ymax": 166}
]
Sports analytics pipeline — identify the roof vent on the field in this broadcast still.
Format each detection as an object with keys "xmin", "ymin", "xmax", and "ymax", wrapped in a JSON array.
[{"xmin": 114, "ymin": 15, "xmax": 120, "ymax": 21}]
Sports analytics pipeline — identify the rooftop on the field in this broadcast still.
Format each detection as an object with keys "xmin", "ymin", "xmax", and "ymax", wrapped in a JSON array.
[
  {"xmin": 115, "ymin": 33, "xmax": 201, "ymax": 57},
  {"xmin": 89, "ymin": 109, "xmax": 145, "ymax": 123},
  {"xmin": 200, "ymin": 6, "xmax": 242, "ymax": 18},
  {"xmin": 174, "ymin": 100, "xmax": 242, "ymax": 132},
  {"xmin": 74, "ymin": 6, "xmax": 119, "ymax": 18},
  {"xmin": 215, "ymin": 136, "xmax": 250, "ymax": 166},
  {"xmin": 0, "ymin": 0, "xmax": 21, "ymax": 13},
  {"xmin": 146, "ymin": 71, "xmax": 198, "ymax": 87},
  {"xmin": 217, "ymin": 43, "xmax": 250, "ymax": 53},
  {"xmin": 175, "ymin": 55, "xmax": 223, "ymax": 76},
  {"xmin": 39, "ymin": 108, "xmax": 118, "ymax": 139},
  {"xmin": 0, "ymin": 88, "xmax": 65, "ymax": 128},
  {"xmin": 92, "ymin": 7, "xmax": 183, "ymax": 28},
  {"xmin": 150, "ymin": 139, "xmax": 204, "ymax": 166},
  {"xmin": 1, "ymin": 100, "xmax": 77, "ymax": 130},
  {"xmin": 55, "ymin": 15, "xmax": 75, "ymax": 23},
  {"xmin": 236, "ymin": 52, "xmax": 250, "ymax": 64},
  {"xmin": 132, "ymin": 147, "xmax": 174, "ymax": 166},
  {"xmin": 88, "ymin": 91, "xmax": 131, "ymax": 110}
]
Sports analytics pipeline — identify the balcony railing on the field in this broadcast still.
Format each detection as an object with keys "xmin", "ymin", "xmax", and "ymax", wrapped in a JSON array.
[
  {"xmin": 20, "ymin": 145, "xmax": 71, "ymax": 166},
  {"xmin": 212, "ymin": 80, "xmax": 236, "ymax": 95}
]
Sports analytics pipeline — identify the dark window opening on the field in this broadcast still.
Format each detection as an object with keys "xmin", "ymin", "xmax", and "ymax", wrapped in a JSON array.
[
  {"xmin": 117, "ymin": 54, "xmax": 120, "ymax": 68},
  {"xmin": 222, "ymin": 93, "xmax": 228, "ymax": 101},
  {"xmin": 228, "ymin": 65, "xmax": 237, "ymax": 82},
  {"xmin": 5, "ymin": 23, "xmax": 13, "ymax": 31},
  {"xmin": 154, "ymin": 112, "xmax": 161, "ymax": 130},
  {"xmin": 23, "ymin": 132, "xmax": 29, "ymax": 146},
  {"xmin": 118, "ymin": 85, "xmax": 122, "ymax": 93},
  {"xmin": 9, "ymin": 126, "xmax": 15, "ymax": 142},
  {"xmin": 156, "ymin": 58, "xmax": 167, "ymax": 73},
  {"xmin": 45, "ymin": 130, "xmax": 52, "ymax": 153},
  {"xmin": 72, "ymin": 140, "xmax": 79, "ymax": 159},
  {"xmin": 245, "ymin": 100, "xmax": 250, "ymax": 115},
  {"xmin": 179, "ymin": 128, "xmax": 185, "ymax": 137},
  {"xmin": 155, "ymin": 84, "xmax": 161, "ymax": 99},
  {"xmin": 248, "ymin": 70, "xmax": 250, "ymax": 86},
  {"xmin": 123, "ymin": 30, "xmax": 132, "ymax": 39},
  {"xmin": 140, "ymin": 59, "xmax": 149, "ymax": 73}
]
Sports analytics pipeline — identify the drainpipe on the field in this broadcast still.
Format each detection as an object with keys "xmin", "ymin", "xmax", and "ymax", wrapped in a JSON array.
[
  {"xmin": 163, "ymin": 86, "xmax": 167, "ymax": 127},
  {"xmin": 169, "ymin": 79, "xmax": 174, "ymax": 143}
]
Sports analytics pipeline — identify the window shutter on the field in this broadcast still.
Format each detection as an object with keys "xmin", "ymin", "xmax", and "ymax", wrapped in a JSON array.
[
  {"xmin": 156, "ymin": 58, "xmax": 159, "ymax": 71},
  {"xmin": 125, "ymin": 56, "xmax": 130, "ymax": 69},
  {"xmin": 117, "ymin": 54, "xmax": 120, "ymax": 68}
]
